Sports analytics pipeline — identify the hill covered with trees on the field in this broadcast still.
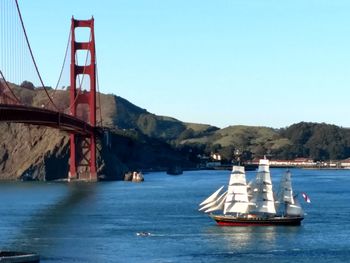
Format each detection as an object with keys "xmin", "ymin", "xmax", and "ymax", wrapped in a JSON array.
[
  {"xmin": 1, "ymin": 83, "xmax": 350, "ymax": 180},
  {"xmin": 170, "ymin": 122, "xmax": 350, "ymax": 163}
]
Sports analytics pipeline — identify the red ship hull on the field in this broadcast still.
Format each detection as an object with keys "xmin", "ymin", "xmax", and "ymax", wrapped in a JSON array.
[{"xmin": 211, "ymin": 215, "xmax": 304, "ymax": 226}]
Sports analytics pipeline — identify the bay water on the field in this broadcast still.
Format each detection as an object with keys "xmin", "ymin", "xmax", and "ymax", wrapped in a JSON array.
[{"xmin": 0, "ymin": 168, "xmax": 349, "ymax": 262}]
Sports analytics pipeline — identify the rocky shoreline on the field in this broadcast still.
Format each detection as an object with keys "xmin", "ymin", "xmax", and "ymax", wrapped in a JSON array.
[{"xmin": 0, "ymin": 123, "xmax": 196, "ymax": 181}]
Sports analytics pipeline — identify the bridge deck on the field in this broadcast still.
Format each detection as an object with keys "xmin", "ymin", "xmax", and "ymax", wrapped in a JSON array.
[{"xmin": 0, "ymin": 104, "xmax": 94, "ymax": 135}]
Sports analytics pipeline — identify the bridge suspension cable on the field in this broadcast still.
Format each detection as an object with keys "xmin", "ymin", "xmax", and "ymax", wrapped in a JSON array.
[
  {"xmin": 0, "ymin": 70, "xmax": 21, "ymax": 104},
  {"xmin": 1, "ymin": 5, "xmax": 103, "ymax": 181},
  {"xmin": 0, "ymin": 0, "xmax": 25, "ymax": 104},
  {"xmin": 64, "ymin": 30, "xmax": 93, "ymax": 117},
  {"xmin": 14, "ymin": 0, "xmax": 59, "ymax": 111},
  {"xmin": 1, "ymin": 1, "xmax": 103, "ymax": 125},
  {"xmin": 43, "ymin": 29, "xmax": 72, "ymax": 111},
  {"xmin": 96, "ymin": 62, "xmax": 103, "ymax": 126}
]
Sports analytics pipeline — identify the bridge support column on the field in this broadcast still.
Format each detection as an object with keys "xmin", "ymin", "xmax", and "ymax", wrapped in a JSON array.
[{"xmin": 69, "ymin": 17, "xmax": 97, "ymax": 181}]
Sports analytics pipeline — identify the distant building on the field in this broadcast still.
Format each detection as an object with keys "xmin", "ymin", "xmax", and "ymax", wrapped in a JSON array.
[
  {"xmin": 292, "ymin": 158, "xmax": 316, "ymax": 167},
  {"xmin": 248, "ymin": 157, "xmax": 316, "ymax": 167},
  {"xmin": 269, "ymin": 160, "xmax": 293, "ymax": 167},
  {"xmin": 340, "ymin": 158, "xmax": 350, "ymax": 168},
  {"xmin": 211, "ymin": 153, "xmax": 222, "ymax": 161}
]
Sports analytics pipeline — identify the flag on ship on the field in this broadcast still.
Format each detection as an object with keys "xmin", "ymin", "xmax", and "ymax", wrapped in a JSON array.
[{"xmin": 302, "ymin": 192, "xmax": 311, "ymax": 203}]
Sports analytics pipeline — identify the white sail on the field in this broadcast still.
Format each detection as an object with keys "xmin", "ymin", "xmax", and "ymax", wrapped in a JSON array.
[
  {"xmin": 276, "ymin": 170, "xmax": 294, "ymax": 213},
  {"xmin": 286, "ymin": 197, "xmax": 304, "ymax": 217},
  {"xmin": 199, "ymin": 199, "xmax": 216, "ymax": 212},
  {"xmin": 199, "ymin": 185, "xmax": 224, "ymax": 207},
  {"xmin": 199, "ymin": 191, "xmax": 227, "ymax": 212},
  {"xmin": 199, "ymin": 191, "xmax": 226, "ymax": 212},
  {"xmin": 223, "ymin": 166, "xmax": 250, "ymax": 214},
  {"xmin": 247, "ymin": 179, "xmax": 256, "ymax": 201},
  {"xmin": 250, "ymin": 159, "xmax": 276, "ymax": 215},
  {"xmin": 281, "ymin": 170, "xmax": 294, "ymax": 204},
  {"xmin": 205, "ymin": 191, "xmax": 227, "ymax": 213},
  {"xmin": 275, "ymin": 170, "xmax": 304, "ymax": 217}
]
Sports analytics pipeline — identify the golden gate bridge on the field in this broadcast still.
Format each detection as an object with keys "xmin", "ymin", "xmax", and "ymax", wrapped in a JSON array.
[{"xmin": 0, "ymin": 0, "xmax": 104, "ymax": 181}]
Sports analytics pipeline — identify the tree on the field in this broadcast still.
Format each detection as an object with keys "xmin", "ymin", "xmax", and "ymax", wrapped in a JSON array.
[{"xmin": 20, "ymin": 81, "xmax": 35, "ymax": 90}]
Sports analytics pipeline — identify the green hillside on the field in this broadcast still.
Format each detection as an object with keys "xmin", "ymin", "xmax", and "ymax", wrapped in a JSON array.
[{"xmin": 3, "ymin": 83, "xmax": 350, "ymax": 181}]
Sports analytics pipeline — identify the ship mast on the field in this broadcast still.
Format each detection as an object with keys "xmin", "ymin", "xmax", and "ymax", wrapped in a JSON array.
[
  {"xmin": 250, "ymin": 159, "xmax": 276, "ymax": 216},
  {"xmin": 223, "ymin": 166, "xmax": 250, "ymax": 215},
  {"xmin": 276, "ymin": 170, "xmax": 304, "ymax": 217},
  {"xmin": 276, "ymin": 170, "xmax": 294, "ymax": 215}
]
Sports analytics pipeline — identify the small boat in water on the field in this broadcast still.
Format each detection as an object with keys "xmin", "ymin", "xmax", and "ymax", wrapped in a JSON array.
[
  {"xmin": 124, "ymin": 171, "xmax": 144, "ymax": 182},
  {"xmin": 136, "ymin": 232, "xmax": 151, "ymax": 237},
  {"xmin": 199, "ymin": 158, "xmax": 307, "ymax": 226}
]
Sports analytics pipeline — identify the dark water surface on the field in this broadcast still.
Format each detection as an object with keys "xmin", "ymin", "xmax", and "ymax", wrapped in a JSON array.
[{"xmin": 0, "ymin": 169, "xmax": 350, "ymax": 262}]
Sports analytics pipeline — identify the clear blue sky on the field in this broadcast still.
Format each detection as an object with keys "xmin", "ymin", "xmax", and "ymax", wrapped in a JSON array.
[{"xmin": 18, "ymin": 0, "xmax": 350, "ymax": 128}]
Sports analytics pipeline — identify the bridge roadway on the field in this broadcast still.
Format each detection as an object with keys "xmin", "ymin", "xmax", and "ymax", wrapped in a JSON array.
[{"xmin": 0, "ymin": 104, "xmax": 95, "ymax": 135}]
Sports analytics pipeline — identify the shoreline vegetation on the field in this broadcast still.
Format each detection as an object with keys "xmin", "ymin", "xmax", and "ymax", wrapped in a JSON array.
[
  {"xmin": 210, "ymin": 164, "xmax": 350, "ymax": 171},
  {"xmin": 2, "ymin": 85, "xmax": 350, "ymax": 181}
]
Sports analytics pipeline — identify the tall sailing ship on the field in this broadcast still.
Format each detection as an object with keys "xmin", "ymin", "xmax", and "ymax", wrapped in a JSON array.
[{"xmin": 199, "ymin": 159, "xmax": 305, "ymax": 226}]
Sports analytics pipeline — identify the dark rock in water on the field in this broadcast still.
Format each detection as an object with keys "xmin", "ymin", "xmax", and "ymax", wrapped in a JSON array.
[
  {"xmin": 167, "ymin": 166, "xmax": 183, "ymax": 175},
  {"xmin": 0, "ymin": 251, "xmax": 40, "ymax": 262}
]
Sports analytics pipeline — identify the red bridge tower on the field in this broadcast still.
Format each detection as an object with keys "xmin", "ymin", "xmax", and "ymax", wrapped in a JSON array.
[{"xmin": 69, "ymin": 17, "xmax": 97, "ymax": 181}]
